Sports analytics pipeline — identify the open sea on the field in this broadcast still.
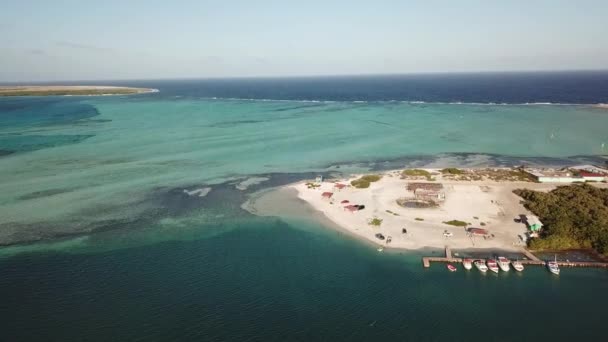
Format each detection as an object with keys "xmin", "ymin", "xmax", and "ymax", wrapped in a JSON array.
[{"xmin": 1, "ymin": 72, "xmax": 608, "ymax": 341}]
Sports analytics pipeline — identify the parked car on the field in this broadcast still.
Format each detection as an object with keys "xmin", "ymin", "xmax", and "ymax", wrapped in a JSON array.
[{"xmin": 375, "ymin": 233, "xmax": 385, "ymax": 240}]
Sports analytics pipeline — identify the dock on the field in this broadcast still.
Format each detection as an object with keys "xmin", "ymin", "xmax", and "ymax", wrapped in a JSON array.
[
  {"xmin": 422, "ymin": 247, "xmax": 608, "ymax": 269},
  {"xmin": 520, "ymin": 248, "xmax": 542, "ymax": 262},
  {"xmin": 422, "ymin": 246, "xmax": 462, "ymax": 267}
]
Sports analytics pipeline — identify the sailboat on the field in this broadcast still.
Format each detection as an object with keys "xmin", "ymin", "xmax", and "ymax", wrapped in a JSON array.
[{"xmin": 547, "ymin": 255, "xmax": 560, "ymax": 275}]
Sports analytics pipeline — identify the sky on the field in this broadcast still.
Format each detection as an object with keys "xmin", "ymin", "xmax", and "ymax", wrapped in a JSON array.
[{"xmin": 1, "ymin": 0, "xmax": 607, "ymax": 82}]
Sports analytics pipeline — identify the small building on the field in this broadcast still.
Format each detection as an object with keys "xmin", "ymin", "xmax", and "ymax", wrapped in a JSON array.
[
  {"xmin": 414, "ymin": 188, "xmax": 445, "ymax": 202},
  {"xmin": 526, "ymin": 169, "xmax": 581, "ymax": 183},
  {"xmin": 525, "ymin": 215, "xmax": 543, "ymax": 231},
  {"xmin": 334, "ymin": 183, "xmax": 347, "ymax": 190},
  {"xmin": 321, "ymin": 192, "xmax": 333, "ymax": 199},
  {"xmin": 315, "ymin": 175, "xmax": 323, "ymax": 183},
  {"xmin": 344, "ymin": 205, "xmax": 358, "ymax": 212},
  {"xmin": 578, "ymin": 171, "xmax": 606, "ymax": 182},
  {"xmin": 467, "ymin": 228, "xmax": 489, "ymax": 237},
  {"xmin": 407, "ymin": 183, "xmax": 444, "ymax": 192}
]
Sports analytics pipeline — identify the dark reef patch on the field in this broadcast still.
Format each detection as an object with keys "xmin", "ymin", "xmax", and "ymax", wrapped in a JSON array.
[{"xmin": 18, "ymin": 188, "xmax": 73, "ymax": 200}]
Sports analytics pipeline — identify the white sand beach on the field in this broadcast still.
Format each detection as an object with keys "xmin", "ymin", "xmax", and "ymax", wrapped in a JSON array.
[{"xmin": 290, "ymin": 170, "xmax": 562, "ymax": 251}]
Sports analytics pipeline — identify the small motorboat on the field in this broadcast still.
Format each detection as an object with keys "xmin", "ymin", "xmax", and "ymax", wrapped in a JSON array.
[
  {"xmin": 474, "ymin": 260, "xmax": 488, "ymax": 272},
  {"xmin": 447, "ymin": 264, "xmax": 457, "ymax": 272},
  {"xmin": 486, "ymin": 259, "xmax": 499, "ymax": 273},
  {"xmin": 497, "ymin": 257, "xmax": 511, "ymax": 272},
  {"xmin": 463, "ymin": 258, "xmax": 473, "ymax": 270},
  {"xmin": 512, "ymin": 259, "xmax": 524, "ymax": 272},
  {"xmin": 547, "ymin": 255, "xmax": 560, "ymax": 275}
]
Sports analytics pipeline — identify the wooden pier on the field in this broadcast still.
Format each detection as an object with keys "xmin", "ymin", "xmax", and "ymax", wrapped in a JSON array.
[
  {"xmin": 422, "ymin": 246, "xmax": 462, "ymax": 268},
  {"xmin": 422, "ymin": 247, "xmax": 608, "ymax": 269},
  {"xmin": 520, "ymin": 248, "xmax": 542, "ymax": 262}
]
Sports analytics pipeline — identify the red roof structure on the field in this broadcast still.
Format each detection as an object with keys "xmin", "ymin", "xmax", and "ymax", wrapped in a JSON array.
[
  {"xmin": 334, "ymin": 183, "xmax": 347, "ymax": 190},
  {"xmin": 467, "ymin": 228, "xmax": 489, "ymax": 236},
  {"xmin": 344, "ymin": 205, "xmax": 358, "ymax": 212},
  {"xmin": 321, "ymin": 192, "xmax": 333, "ymax": 198},
  {"xmin": 579, "ymin": 171, "xmax": 605, "ymax": 178},
  {"xmin": 341, "ymin": 200, "xmax": 350, "ymax": 204}
]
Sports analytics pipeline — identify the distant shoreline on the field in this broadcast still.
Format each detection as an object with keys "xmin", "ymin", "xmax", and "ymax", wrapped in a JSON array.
[{"xmin": 0, "ymin": 85, "xmax": 158, "ymax": 97}]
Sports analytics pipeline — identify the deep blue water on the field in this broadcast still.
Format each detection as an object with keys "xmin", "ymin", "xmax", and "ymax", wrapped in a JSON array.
[
  {"xmin": 2, "ymin": 221, "xmax": 607, "ymax": 341},
  {"xmin": 6, "ymin": 71, "xmax": 608, "ymax": 103}
]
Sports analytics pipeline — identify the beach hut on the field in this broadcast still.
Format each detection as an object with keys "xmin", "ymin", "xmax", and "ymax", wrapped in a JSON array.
[
  {"xmin": 334, "ymin": 183, "xmax": 347, "ymax": 191},
  {"xmin": 321, "ymin": 192, "xmax": 333, "ymax": 200},
  {"xmin": 525, "ymin": 215, "xmax": 543, "ymax": 232},
  {"xmin": 344, "ymin": 205, "xmax": 358, "ymax": 213},
  {"xmin": 467, "ymin": 228, "xmax": 489, "ymax": 237}
]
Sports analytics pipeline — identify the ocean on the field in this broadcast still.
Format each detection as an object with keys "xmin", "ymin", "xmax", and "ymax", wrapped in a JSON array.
[{"xmin": 1, "ymin": 72, "xmax": 608, "ymax": 341}]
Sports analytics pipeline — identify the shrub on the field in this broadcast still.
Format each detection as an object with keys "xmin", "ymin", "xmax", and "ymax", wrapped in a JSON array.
[
  {"xmin": 401, "ymin": 169, "xmax": 432, "ymax": 180},
  {"xmin": 443, "ymin": 220, "xmax": 468, "ymax": 227},
  {"xmin": 369, "ymin": 217, "xmax": 383, "ymax": 226},
  {"xmin": 351, "ymin": 174, "xmax": 382, "ymax": 188},
  {"xmin": 441, "ymin": 168, "xmax": 464, "ymax": 175}
]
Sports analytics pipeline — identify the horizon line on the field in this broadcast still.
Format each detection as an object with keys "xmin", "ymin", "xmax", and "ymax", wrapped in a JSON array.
[{"xmin": 2, "ymin": 68, "xmax": 608, "ymax": 84}]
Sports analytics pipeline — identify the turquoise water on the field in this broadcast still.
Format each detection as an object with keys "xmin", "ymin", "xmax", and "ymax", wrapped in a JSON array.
[
  {"xmin": 2, "ymin": 76, "xmax": 608, "ymax": 340},
  {"xmin": 1, "ymin": 97, "xmax": 607, "ymax": 246}
]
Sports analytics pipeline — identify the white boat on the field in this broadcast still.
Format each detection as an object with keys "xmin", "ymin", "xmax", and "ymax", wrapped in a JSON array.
[
  {"xmin": 497, "ymin": 257, "xmax": 511, "ymax": 272},
  {"xmin": 474, "ymin": 260, "xmax": 488, "ymax": 272},
  {"xmin": 547, "ymin": 255, "xmax": 560, "ymax": 275},
  {"xmin": 377, "ymin": 247, "xmax": 384, "ymax": 252},
  {"xmin": 486, "ymin": 259, "xmax": 499, "ymax": 273},
  {"xmin": 512, "ymin": 260, "xmax": 524, "ymax": 272},
  {"xmin": 463, "ymin": 259, "xmax": 473, "ymax": 270}
]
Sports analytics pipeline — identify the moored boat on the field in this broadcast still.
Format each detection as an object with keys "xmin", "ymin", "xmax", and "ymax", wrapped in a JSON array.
[
  {"xmin": 463, "ymin": 258, "xmax": 473, "ymax": 270},
  {"xmin": 512, "ymin": 260, "xmax": 524, "ymax": 272},
  {"xmin": 474, "ymin": 260, "xmax": 488, "ymax": 272},
  {"xmin": 486, "ymin": 259, "xmax": 499, "ymax": 273},
  {"xmin": 447, "ymin": 264, "xmax": 457, "ymax": 272},
  {"xmin": 497, "ymin": 257, "xmax": 511, "ymax": 272},
  {"xmin": 547, "ymin": 255, "xmax": 560, "ymax": 275}
]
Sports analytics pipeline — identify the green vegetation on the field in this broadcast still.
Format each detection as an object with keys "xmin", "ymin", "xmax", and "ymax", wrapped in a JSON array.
[
  {"xmin": 514, "ymin": 184, "xmax": 608, "ymax": 254},
  {"xmin": 473, "ymin": 216, "xmax": 479, "ymax": 219},
  {"xmin": 443, "ymin": 220, "xmax": 468, "ymax": 227},
  {"xmin": 368, "ymin": 217, "xmax": 383, "ymax": 226},
  {"xmin": 351, "ymin": 174, "xmax": 382, "ymax": 189},
  {"xmin": 415, "ymin": 217, "xmax": 424, "ymax": 221},
  {"xmin": 305, "ymin": 182, "xmax": 321, "ymax": 189},
  {"xmin": 441, "ymin": 168, "xmax": 464, "ymax": 175},
  {"xmin": 401, "ymin": 169, "xmax": 432, "ymax": 181},
  {"xmin": 0, "ymin": 88, "xmax": 146, "ymax": 97},
  {"xmin": 480, "ymin": 222, "xmax": 486, "ymax": 226}
]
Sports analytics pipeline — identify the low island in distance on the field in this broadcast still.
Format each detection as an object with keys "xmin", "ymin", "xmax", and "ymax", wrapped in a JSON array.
[{"xmin": 0, "ymin": 85, "xmax": 158, "ymax": 97}]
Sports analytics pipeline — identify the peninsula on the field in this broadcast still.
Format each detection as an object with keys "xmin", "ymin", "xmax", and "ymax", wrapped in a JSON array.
[
  {"xmin": 0, "ymin": 85, "xmax": 157, "ymax": 97},
  {"xmin": 290, "ymin": 167, "xmax": 608, "ymax": 252}
]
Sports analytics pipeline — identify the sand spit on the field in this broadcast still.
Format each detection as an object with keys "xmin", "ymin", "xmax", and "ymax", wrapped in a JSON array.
[
  {"xmin": 290, "ymin": 169, "xmax": 565, "ymax": 251},
  {"xmin": 0, "ymin": 85, "xmax": 158, "ymax": 96}
]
